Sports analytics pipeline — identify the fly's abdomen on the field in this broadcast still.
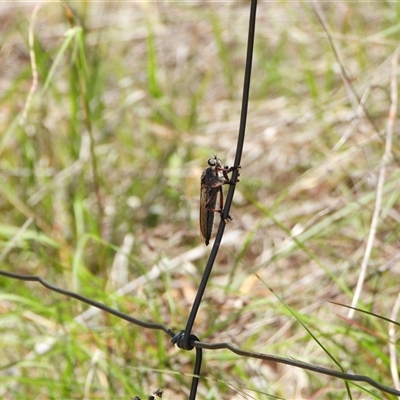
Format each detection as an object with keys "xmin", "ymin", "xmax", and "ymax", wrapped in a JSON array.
[{"xmin": 204, "ymin": 189, "xmax": 217, "ymax": 245}]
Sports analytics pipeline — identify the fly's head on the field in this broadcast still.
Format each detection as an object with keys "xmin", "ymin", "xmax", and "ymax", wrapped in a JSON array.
[{"xmin": 207, "ymin": 155, "xmax": 224, "ymax": 176}]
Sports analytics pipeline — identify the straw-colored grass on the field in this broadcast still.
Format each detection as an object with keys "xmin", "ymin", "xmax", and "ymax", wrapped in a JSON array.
[{"xmin": 1, "ymin": 2, "xmax": 400, "ymax": 399}]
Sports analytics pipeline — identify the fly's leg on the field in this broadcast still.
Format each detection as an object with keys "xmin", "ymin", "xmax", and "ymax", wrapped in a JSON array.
[
  {"xmin": 218, "ymin": 165, "xmax": 241, "ymax": 185},
  {"xmin": 218, "ymin": 184, "xmax": 233, "ymax": 223},
  {"xmin": 204, "ymin": 164, "xmax": 241, "ymax": 223},
  {"xmin": 205, "ymin": 183, "xmax": 233, "ymax": 223}
]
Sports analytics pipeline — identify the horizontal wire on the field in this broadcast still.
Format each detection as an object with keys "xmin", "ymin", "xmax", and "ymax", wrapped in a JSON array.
[
  {"xmin": 194, "ymin": 340, "xmax": 400, "ymax": 397},
  {"xmin": 0, "ymin": 269, "xmax": 175, "ymax": 338},
  {"xmin": 0, "ymin": 268, "xmax": 399, "ymax": 397}
]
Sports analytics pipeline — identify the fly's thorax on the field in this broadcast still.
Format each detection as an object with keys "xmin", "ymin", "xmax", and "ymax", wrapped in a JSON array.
[{"xmin": 202, "ymin": 166, "xmax": 221, "ymax": 187}]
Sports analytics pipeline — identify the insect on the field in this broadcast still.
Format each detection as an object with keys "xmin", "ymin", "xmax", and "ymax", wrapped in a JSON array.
[{"xmin": 200, "ymin": 156, "xmax": 240, "ymax": 245}]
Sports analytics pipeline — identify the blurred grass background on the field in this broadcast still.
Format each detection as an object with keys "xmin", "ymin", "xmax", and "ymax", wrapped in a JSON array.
[{"xmin": 1, "ymin": 1, "xmax": 400, "ymax": 399}]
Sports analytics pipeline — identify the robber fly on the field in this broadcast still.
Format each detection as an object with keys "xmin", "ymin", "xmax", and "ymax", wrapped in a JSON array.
[{"xmin": 200, "ymin": 156, "xmax": 240, "ymax": 245}]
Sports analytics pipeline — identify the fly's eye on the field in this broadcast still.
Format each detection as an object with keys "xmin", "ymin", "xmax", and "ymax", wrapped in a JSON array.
[{"xmin": 208, "ymin": 158, "xmax": 217, "ymax": 166}]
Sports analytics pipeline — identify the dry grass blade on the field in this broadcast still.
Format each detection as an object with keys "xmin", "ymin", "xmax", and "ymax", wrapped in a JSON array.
[{"xmin": 1, "ymin": 2, "xmax": 400, "ymax": 398}]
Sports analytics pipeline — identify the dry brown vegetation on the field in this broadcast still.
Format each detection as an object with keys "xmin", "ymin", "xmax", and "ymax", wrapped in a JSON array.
[{"xmin": 1, "ymin": 1, "xmax": 400, "ymax": 399}]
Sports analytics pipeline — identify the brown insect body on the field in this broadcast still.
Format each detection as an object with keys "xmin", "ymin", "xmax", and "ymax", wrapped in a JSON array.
[{"xmin": 200, "ymin": 156, "xmax": 239, "ymax": 245}]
